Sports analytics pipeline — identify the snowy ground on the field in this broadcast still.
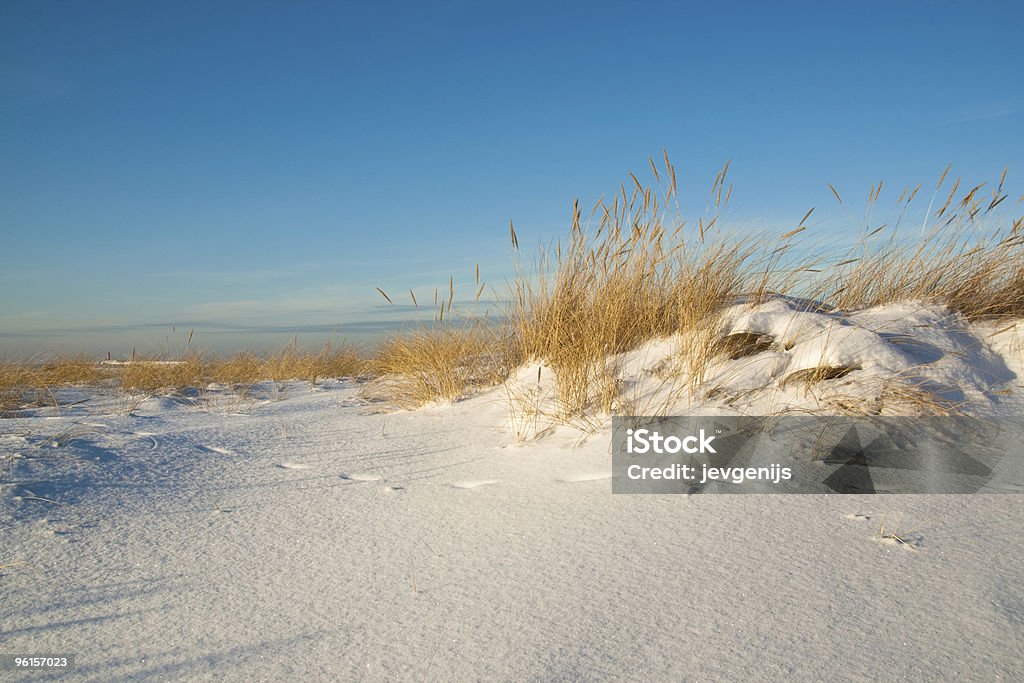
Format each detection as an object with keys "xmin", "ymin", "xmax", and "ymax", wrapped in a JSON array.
[{"xmin": 3, "ymin": 299, "xmax": 1024, "ymax": 681}]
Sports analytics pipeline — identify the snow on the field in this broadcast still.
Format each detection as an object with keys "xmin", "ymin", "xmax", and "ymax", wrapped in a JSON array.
[{"xmin": 2, "ymin": 298, "xmax": 1023, "ymax": 680}]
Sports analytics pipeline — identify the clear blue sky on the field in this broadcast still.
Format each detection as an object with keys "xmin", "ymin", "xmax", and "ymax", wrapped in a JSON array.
[{"xmin": 3, "ymin": 1, "xmax": 1022, "ymax": 357}]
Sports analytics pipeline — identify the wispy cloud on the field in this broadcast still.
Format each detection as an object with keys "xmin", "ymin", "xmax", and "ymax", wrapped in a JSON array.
[
  {"xmin": 148, "ymin": 268, "xmax": 301, "ymax": 283},
  {"xmin": 941, "ymin": 106, "xmax": 1024, "ymax": 126},
  {"xmin": 181, "ymin": 290, "xmax": 507, "ymax": 325}
]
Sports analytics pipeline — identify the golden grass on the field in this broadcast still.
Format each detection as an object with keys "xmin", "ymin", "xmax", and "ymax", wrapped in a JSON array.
[
  {"xmin": 814, "ymin": 166, "xmax": 1024, "ymax": 319},
  {"xmin": 490, "ymin": 157, "xmax": 1023, "ymax": 423},
  {"xmin": 0, "ymin": 361, "xmax": 39, "ymax": 414},
  {"xmin": 208, "ymin": 342, "xmax": 366, "ymax": 386},
  {"xmin": 365, "ymin": 323, "xmax": 513, "ymax": 409},
  {"xmin": 37, "ymin": 355, "xmax": 108, "ymax": 385},
  {"xmin": 365, "ymin": 261, "xmax": 515, "ymax": 408},
  {"xmin": 507, "ymin": 157, "xmax": 805, "ymax": 419},
  {"xmin": 120, "ymin": 354, "xmax": 207, "ymax": 392},
  {"xmin": 1, "ymin": 355, "xmax": 112, "ymax": 414},
  {"xmin": 0, "ymin": 343, "xmax": 367, "ymax": 414}
]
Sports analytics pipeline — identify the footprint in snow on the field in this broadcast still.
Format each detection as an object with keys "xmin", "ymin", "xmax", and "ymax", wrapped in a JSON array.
[
  {"xmin": 276, "ymin": 462, "xmax": 311, "ymax": 470},
  {"xmin": 451, "ymin": 479, "xmax": 500, "ymax": 489},
  {"xmin": 340, "ymin": 472, "xmax": 385, "ymax": 482},
  {"xmin": 201, "ymin": 445, "xmax": 235, "ymax": 455},
  {"xmin": 557, "ymin": 472, "xmax": 612, "ymax": 483},
  {"xmin": 844, "ymin": 513, "xmax": 873, "ymax": 522}
]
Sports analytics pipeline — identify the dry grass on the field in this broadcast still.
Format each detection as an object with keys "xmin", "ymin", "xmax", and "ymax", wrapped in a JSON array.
[
  {"xmin": 779, "ymin": 365, "xmax": 858, "ymax": 390},
  {"xmin": 360, "ymin": 158, "xmax": 1023, "ymax": 423},
  {"xmin": 1, "ymin": 355, "xmax": 112, "ymax": 414},
  {"xmin": 37, "ymin": 355, "xmax": 108, "ymax": 385},
  {"xmin": 874, "ymin": 511, "xmax": 925, "ymax": 549},
  {"xmin": 814, "ymin": 166, "xmax": 1024, "ymax": 319},
  {"xmin": 365, "ymin": 323, "xmax": 513, "ymax": 409},
  {"xmin": 877, "ymin": 376, "xmax": 965, "ymax": 416},
  {"xmin": 0, "ymin": 343, "xmax": 367, "ymax": 415},
  {"xmin": 713, "ymin": 332, "xmax": 776, "ymax": 360},
  {"xmin": 494, "ymin": 158, "xmax": 1024, "ymax": 425},
  {"xmin": 364, "ymin": 264, "xmax": 517, "ymax": 409},
  {"xmin": 1, "ymin": 361, "xmax": 39, "ymax": 414},
  {"xmin": 120, "ymin": 354, "xmax": 207, "ymax": 393},
  {"xmin": 508, "ymin": 156, "xmax": 803, "ymax": 419},
  {"xmin": 208, "ymin": 342, "xmax": 366, "ymax": 386}
]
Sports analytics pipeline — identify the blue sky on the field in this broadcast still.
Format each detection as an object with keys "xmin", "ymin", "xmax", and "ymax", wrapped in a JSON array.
[{"xmin": 2, "ymin": 1, "xmax": 1022, "ymax": 357}]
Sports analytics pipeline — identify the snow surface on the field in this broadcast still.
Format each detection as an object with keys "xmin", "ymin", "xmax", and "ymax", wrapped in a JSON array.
[{"xmin": 3, "ymin": 299, "xmax": 1023, "ymax": 680}]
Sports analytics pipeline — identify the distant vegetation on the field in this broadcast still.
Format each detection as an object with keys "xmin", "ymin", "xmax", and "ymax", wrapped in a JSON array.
[{"xmin": 1, "ymin": 343, "xmax": 363, "ymax": 415}]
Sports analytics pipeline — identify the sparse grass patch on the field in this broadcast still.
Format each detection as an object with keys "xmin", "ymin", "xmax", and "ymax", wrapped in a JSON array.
[
  {"xmin": 0, "ymin": 361, "xmax": 36, "ymax": 414},
  {"xmin": 874, "ymin": 511, "xmax": 925, "ymax": 549},
  {"xmin": 878, "ymin": 376, "xmax": 964, "ymax": 416},
  {"xmin": 1, "ymin": 355, "xmax": 113, "ymax": 414},
  {"xmin": 206, "ymin": 352, "xmax": 263, "ymax": 386},
  {"xmin": 37, "ymin": 355, "xmax": 108, "ymax": 386},
  {"xmin": 366, "ymin": 324, "xmax": 514, "ymax": 409},
  {"xmin": 1, "ymin": 343, "xmax": 368, "ymax": 416},
  {"xmin": 259, "ymin": 345, "xmax": 328, "ymax": 384},
  {"xmin": 246, "ymin": 342, "xmax": 365, "ymax": 385},
  {"xmin": 313, "ymin": 343, "xmax": 367, "ymax": 381},
  {"xmin": 120, "ymin": 353, "xmax": 206, "ymax": 393},
  {"xmin": 205, "ymin": 342, "xmax": 365, "ymax": 388}
]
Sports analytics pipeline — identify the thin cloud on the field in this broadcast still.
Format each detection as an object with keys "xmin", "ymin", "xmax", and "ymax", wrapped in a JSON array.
[
  {"xmin": 148, "ymin": 268, "xmax": 301, "ymax": 283},
  {"xmin": 942, "ymin": 107, "xmax": 1024, "ymax": 125}
]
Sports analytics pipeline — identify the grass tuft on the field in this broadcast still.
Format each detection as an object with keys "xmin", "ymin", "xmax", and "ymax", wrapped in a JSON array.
[
  {"xmin": 508, "ymin": 156, "xmax": 795, "ymax": 419},
  {"xmin": 365, "ymin": 323, "xmax": 513, "ymax": 409}
]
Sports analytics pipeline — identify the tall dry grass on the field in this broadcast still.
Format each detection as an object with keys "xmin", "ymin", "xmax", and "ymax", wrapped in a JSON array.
[
  {"xmin": 364, "ymin": 261, "xmax": 517, "ymax": 408},
  {"xmin": 364, "ymin": 158, "xmax": 1023, "ymax": 420},
  {"xmin": 208, "ymin": 342, "xmax": 365, "ymax": 386},
  {"xmin": 365, "ymin": 322, "xmax": 513, "ymax": 409},
  {"xmin": 497, "ymin": 158, "xmax": 1024, "ymax": 423},
  {"xmin": 810, "ymin": 166, "xmax": 1024, "ymax": 319},
  {"xmin": 0, "ymin": 342, "xmax": 367, "ymax": 414},
  {"xmin": 508, "ymin": 156, "xmax": 811, "ymax": 418},
  {"xmin": 120, "ymin": 354, "xmax": 206, "ymax": 392},
  {"xmin": 1, "ymin": 355, "xmax": 111, "ymax": 414}
]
